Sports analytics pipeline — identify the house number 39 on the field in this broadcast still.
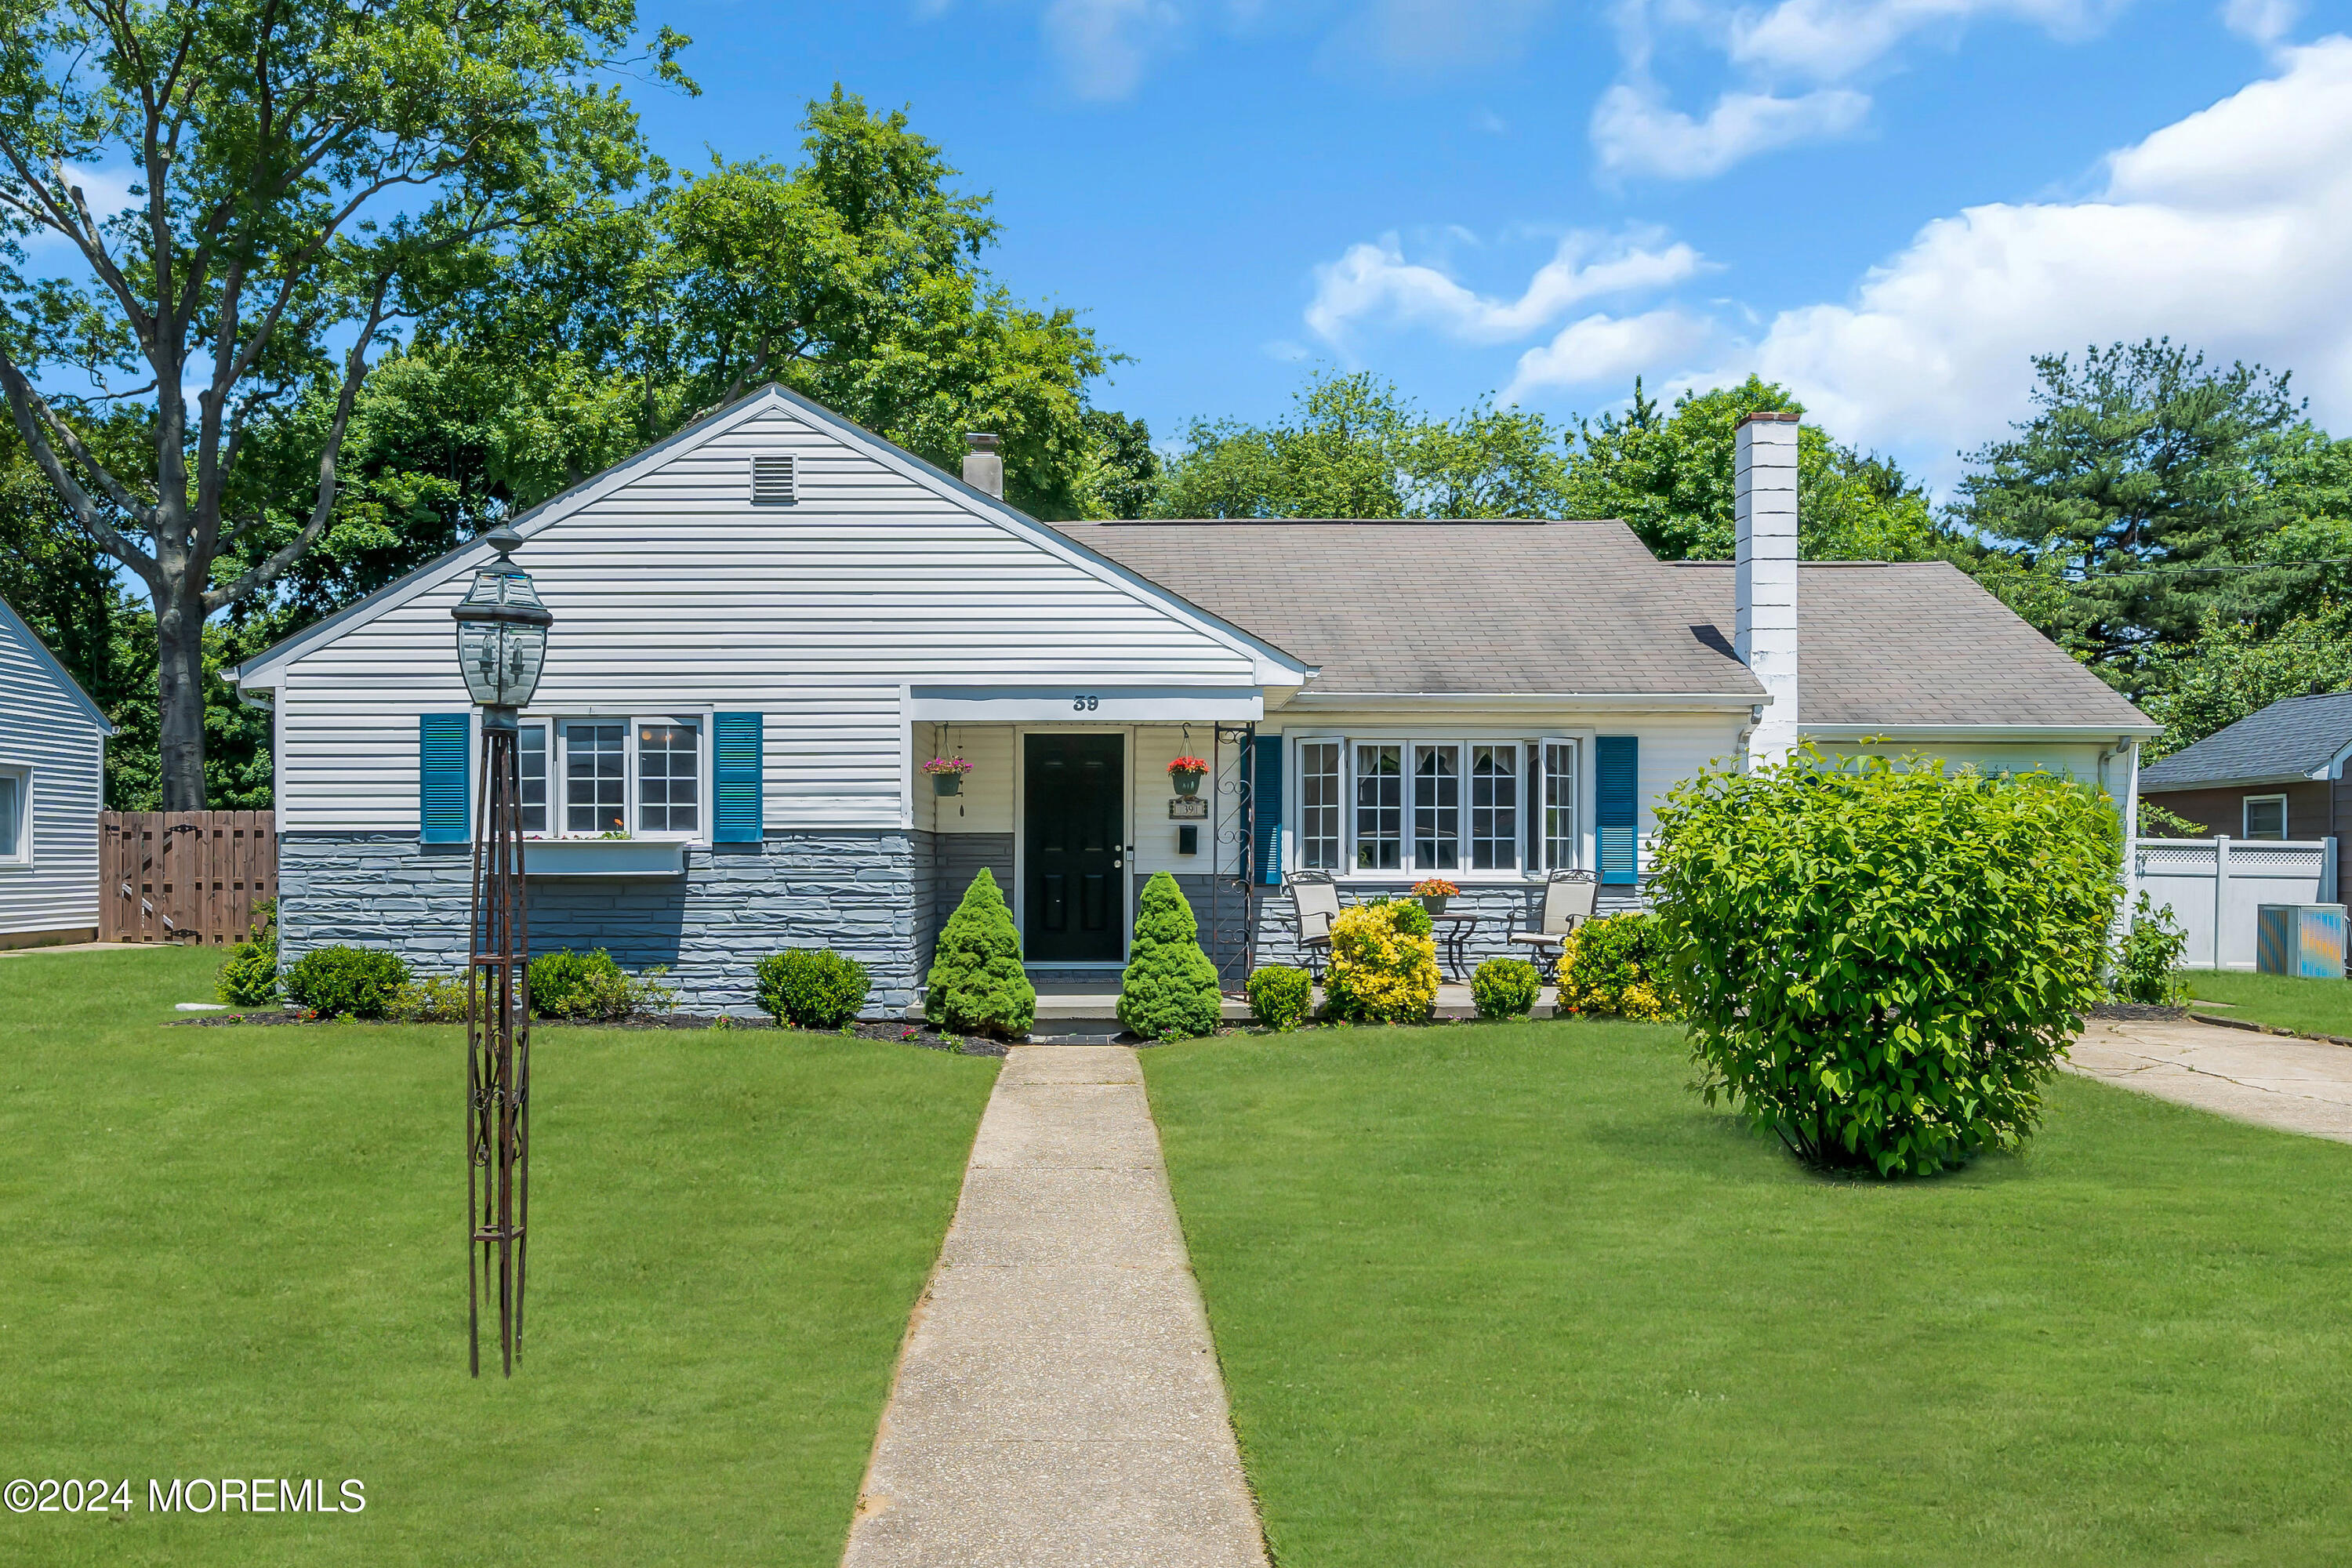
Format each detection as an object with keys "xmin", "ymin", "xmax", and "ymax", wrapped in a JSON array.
[{"xmin": 1071, "ymin": 695, "xmax": 1100, "ymax": 711}]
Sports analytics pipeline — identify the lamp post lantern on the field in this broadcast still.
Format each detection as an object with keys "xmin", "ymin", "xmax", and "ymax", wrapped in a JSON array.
[{"xmin": 450, "ymin": 524, "xmax": 551, "ymax": 1377}]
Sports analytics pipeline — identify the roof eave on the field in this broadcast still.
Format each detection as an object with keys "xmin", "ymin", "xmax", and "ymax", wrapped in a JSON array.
[
  {"xmin": 1803, "ymin": 722, "xmax": 2161, "ymax": 743},
  {"xmin": 1279, "ymin": 690, "xmax": 1761, "ymax": 713}
]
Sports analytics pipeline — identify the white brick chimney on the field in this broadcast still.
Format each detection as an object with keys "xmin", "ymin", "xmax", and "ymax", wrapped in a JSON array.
[{"xmin": 1735, "ymin": 411, "xmax": 1800, "ymax": 766}]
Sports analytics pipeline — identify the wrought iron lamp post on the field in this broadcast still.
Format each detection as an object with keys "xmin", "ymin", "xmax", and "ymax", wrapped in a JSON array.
[{"xmin": 450, "ymin": 524, "xmax": 552, "ymax": 1377}]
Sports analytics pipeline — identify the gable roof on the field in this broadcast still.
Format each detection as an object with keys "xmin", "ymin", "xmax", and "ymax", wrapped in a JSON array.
[
  {"xmin": 0, "ymin": 593, "xmax": 114, "ymax": 735},
  {"xmin": 1073, "ymin": 519, "xmax": 1762, "ymax": 702},
  {"xmin": 1671, "ymin": 560, "xmax": 2155, "ymax": 733},
  {"xmin": 232, "ymin": 383, "xmax": 1316, "ymax": 688},
  {"xmin": 2140, "ymin": 690, "xmax": 2352, "ymax": 789}
]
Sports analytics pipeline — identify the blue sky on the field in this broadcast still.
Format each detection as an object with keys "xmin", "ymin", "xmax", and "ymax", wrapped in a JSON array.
[{"xmin": 627, "ymin": 0, "xmax": 2352, "ymax": 496}]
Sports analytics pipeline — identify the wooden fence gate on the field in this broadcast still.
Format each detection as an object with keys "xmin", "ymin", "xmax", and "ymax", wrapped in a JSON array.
[{"xmin": 99, "ymin": 811, "xmax": 278, "ymax": 945}]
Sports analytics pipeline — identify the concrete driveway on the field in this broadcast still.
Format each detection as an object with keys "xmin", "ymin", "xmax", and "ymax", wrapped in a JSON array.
[{"xmin": 2067, "ymin": 1015, "xmax": 2352, "ymax": 1144}]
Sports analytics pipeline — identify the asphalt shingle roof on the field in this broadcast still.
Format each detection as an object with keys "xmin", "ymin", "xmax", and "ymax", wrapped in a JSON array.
[
  {"xmin": 2140, "ymin": 691, "xmax": 2352, "ymax": 789},
  {"xmin": 1074, "ymin": 520, "xmax": 2154, "ymax": 731}
]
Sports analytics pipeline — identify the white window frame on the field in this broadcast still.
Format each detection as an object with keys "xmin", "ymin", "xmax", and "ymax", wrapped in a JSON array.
[
  {"xmin": 0, "ymin": 763, "xmax": 31, "ymax": 867},
  {"xmin": 1538, "ymin": 736, "xmax": 1579, "ymax": 872},
  {"xmin": 1465, "ymin": 740, "xmax": 1523, "ymax": 873},
  {"xmin": 1294, "ymin": 736, "xmax": 1345, "ymax": 873},
  {"xmin": 521, "ymin": 710, "xmax": 712, "ymax": 844},
  {"xmin": 2243, "ymin": 793, "xmax": 2288, "ymax": 840},
  {"xmin": 1410, "ymin": 741, "xmax": 1466, "ymax": 874},
  {"xmin": 1349, "ymin": 739, "xmax": 1406, "ymax": 873}
]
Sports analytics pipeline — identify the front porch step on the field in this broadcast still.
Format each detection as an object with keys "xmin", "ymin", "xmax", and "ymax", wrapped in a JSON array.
[{"xmin": 901, "ymin": 981, "xmax": 1564, "ymax": 1025}]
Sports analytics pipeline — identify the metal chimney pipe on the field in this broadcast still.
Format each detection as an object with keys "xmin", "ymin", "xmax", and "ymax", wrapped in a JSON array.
[{"xmin": 963, "ymin": 432, "xmax": 1004, "ymax": 499}]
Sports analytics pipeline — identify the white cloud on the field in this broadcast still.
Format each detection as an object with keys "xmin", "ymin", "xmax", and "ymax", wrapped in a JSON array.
[
  {"xmin": 1305, "ymin": 229, "xmax": 1706, "ymax": 346},
  {"xmin": 1590, "ymin": 79, "xmax": 1870, "ymax": 179},
  {"xmin": 1744, "ymin": 36, "xmax": 2352, "ymax": 482},
  {"xmin": 1502, "ymin": 308, "xmax": 1716, "ymax": 400},
  {"xmin": 1043, "ymin": 0, "xmax": 1186, "ymax": 100},
  {"xmin": 1727, "ymin": 0, "xmax": 2125, "ymax": 82},
  {"xmin": 1338, "ymin": 0, "xmax": 1557, "ymax": 70},
  {"xmin": 2220, "ymin": 0, "xmax": 2300, "ymax": 43}
]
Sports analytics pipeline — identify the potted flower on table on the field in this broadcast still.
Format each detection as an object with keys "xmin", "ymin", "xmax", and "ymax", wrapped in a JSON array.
[
  {"xmin": 1167, "ymin": 755, "xmax": 1210, "ymax": 797},
  {"xmin": 923, "ymin": 756, "xmax": 973, "ymax": 796},
  {"xmin": 1413, "ymin": 877, "xmax": 1460, "ymax": 916}
]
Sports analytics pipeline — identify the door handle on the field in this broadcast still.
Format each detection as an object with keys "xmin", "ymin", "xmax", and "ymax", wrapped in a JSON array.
[{"xmin": 1113, "ymin": 859, "xmax": 1123, "ymax": 869}]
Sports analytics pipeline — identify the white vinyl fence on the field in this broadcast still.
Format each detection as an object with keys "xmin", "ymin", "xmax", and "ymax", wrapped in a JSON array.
[{"xmin": 2134, "ymin": 836, "xmax": 2340, "ymax": 970}]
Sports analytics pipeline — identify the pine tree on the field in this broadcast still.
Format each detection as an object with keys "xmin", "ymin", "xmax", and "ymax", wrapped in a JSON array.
[
  {"xmin": 1116, "ymin": 873, "xmax": 1223, "ymax": 1042},
  {"xmin": 924, "ymin": 869, "xmax": 1036, "ymax": 1039}
]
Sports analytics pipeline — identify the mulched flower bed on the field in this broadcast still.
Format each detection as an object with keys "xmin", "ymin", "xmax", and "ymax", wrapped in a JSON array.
[
  {"xmin": 169, "ymin": 1008, "xmax": 1014, "ymax": 1054},
  {"xmin": 2085, "ymin": 1002, "xmax": 2190, "ymax": 1021}
]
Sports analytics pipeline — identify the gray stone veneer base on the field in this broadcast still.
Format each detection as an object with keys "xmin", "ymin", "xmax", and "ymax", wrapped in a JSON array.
[{"xmin": 278, "ymin": 830, "xmax": 921, "ymax": 1014}]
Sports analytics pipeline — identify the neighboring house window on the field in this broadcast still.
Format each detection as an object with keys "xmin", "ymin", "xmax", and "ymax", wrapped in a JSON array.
[
  {"xmin": 1413, "ymin": 743, "xmax": 1461, "ymax": 870},
  {"xmin": 1541, "ymin": 740, "xmax": 1577, "ymax": 871},
  {"xmin": 0, "ymin": 765, "xmax": 27, "ymax": 864},
  {"xmin": 1355, "ymin": 743, "xmax": 1403, "ymax": 870},
  {"xmin": 1298, "ymin": 741, "xmax": 1342, "ymax": 869},
  {"xmin": 1469, "ymin": 743, "xmax": 1519, "ymax": 870},
  {"xmin": 2244, "ymin": 794, "xmax": 2288, "ymax": 840}
]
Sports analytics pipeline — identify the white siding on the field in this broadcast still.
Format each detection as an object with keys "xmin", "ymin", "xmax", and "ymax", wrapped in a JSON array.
[
  {"xmin": 0, "ymin": 608, "xmax": 106, "ymax": 935},
  {"xmin": 274, "ymin": 405, "xmax": 1258, "ymax": 833}
]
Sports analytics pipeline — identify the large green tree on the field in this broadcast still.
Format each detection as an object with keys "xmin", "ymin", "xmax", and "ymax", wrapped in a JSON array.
[
  {"xmin": 0, "ymin": 0, "xmax": 678, "ymax": 807},
  {"xmin": 1152, "ymin": 370, "xmax": 1573, "ymax": 519},
  {"xmin": 1563, "ymin": 375, "xmax": 1955, "ymax": 561}
]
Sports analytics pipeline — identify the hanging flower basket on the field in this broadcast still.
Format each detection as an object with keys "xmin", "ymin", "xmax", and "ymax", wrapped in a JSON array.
[
  {"xmin": 923, "ymin": 757, "xmax": 972, "ymax": 797},
  {"xmin": 1168, "ymin": 756, "xmax": 1210, "ymax": 797},
  {"xmin": 1413, "ymin": 877, "xmax": 1460, "ymax": 915}
]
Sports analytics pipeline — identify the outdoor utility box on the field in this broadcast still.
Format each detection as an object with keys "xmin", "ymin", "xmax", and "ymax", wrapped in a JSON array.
[{"xmin": 2256, "ymin": 903, "xmax": 2347, "ymax": 978}]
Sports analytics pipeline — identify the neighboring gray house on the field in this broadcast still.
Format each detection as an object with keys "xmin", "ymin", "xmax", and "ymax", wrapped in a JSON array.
[
  {"xmin": 232, "ymin": 390, "xmax": 2156, "ymax": 1011},
  {"xmin": 2139, "ymin": 691, "xmax": 2352, "ymax": 841},
  {"xmin": 0, "ymin": 594, "xmax": 114, "ymax": 948}
]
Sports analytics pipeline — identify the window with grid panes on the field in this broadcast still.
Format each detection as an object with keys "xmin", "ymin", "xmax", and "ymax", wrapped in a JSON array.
[
  {"xmin": 1413, "ymin": 744, "xmax": 1461, "ymax": 870},
  {"xmin": 1299, "ymin": 741, "xmax": 1341, "ymax": 869},
  {"xmin": 1354, "ymin": 744, "xmax": 1402, "ymax": 869},
  {"xmin": 637, "ymin": 721, "xmax": 700, "ymax": 833},
  {"xmin": 1469, "ymin": 743, "xmax": 1518, "ymax": 869},
  {"xmin": 564, "ymin": 721, "xmax": 626, "ymax": 833}
]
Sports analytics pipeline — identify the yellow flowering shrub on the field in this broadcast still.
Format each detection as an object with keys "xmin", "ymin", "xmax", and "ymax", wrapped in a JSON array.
[
  {"xmin": 1323, "ymin": 899, "xmax": 1440, "ymax": 1023},
  {"xmin": 1555, "ymin": 914, "xmax": 1679, "ymax": 1021}
]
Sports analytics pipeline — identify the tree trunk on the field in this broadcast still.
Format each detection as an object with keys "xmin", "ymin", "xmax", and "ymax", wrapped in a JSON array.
[{"xmin": 155, "ymin": 585, "xmax": 208, "ymax": 811}]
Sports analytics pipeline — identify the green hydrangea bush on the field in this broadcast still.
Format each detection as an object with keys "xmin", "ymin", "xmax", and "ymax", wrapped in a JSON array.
[
  {"xmin": 216, "ymin": 899, "xmax": 281, "ymax": 1006},
  {"xmin": 757, "ymin": 948, "xmax": 873, "ymax": 1028},
  {"xmin": 2114, "ymin": 892, "xmax": 2189, "ymax": 1005},
  {"xmin": 283, "ymin": 945, "xmax": 409, "ymax": 1019},
  {"xmin": 1650, "ymin": 746, "xmax": 2122, "ymax": 1177},
  {"xmin": 1470, "ymin": 956, "xmax": 1541, "ymax": 1020},
  {"xmin": 528, "ymin": 949, "xmax": 675, "ymax": 1020},
  {"xmin": 1117, "ymin": 873, "xmax": 1223, "ymax": 1041},
  {"xmin": 924, "ymin": 869, "xmax": 1036, "ymax": 1040},
  {"xmin": 1245, "ymin": 965, "xmax": 1313, "ymax": 1031}
]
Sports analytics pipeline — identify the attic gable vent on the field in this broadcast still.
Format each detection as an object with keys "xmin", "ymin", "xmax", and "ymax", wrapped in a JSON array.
[{"xmin": 750, "ymin": 454, "xmax": 797, "ymax": 505}]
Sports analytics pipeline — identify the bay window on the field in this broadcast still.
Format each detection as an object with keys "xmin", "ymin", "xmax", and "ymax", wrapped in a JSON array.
[{"xmin": 513, "ymin": 716, "xmax": 705, "ymax": 840}]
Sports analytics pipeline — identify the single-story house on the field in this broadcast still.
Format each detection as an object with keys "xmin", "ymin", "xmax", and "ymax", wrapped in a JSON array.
[
  {"xmin": 2138, "ymin": 691, "xmax": 2352, "ymax": 841},
  {"xmin": 0, "ymin": 593, "xmax": 114, "ymax": 949},
  {"xmin": 232, "ymin": 388, "xmax": 2156, "ymax": 1012}
]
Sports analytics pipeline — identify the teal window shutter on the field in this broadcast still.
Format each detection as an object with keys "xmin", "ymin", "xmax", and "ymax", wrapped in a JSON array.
[
  {"xmin": 1596, "ymin": 735, "xmax": 1638, "ymax": 885},
  {"xmin": 1254, "ymin": 735, "xmax": 1284, "ymax": 885},
  {"xmin": 419, "ymin": 713, "xmax": 470, "ymax": 843},
  {"xmin": 713, "ymin": 712, "xmax": 764, "ymax": 842}
]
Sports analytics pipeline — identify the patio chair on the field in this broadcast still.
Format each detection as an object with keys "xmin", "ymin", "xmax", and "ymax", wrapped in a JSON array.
[
  {"xmin": 1288, "ymin": 873, "xmax": 1341, "ymax": 979},
  {"xmin": 1508, "ymin": 870, "xmax": 1596, "ymax": 979}
]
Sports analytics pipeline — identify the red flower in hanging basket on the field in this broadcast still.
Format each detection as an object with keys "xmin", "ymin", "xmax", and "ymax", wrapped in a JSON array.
[
  {"xmin": 1167, "ymin": 756, "xmax": 1210, "ymax": 775},
  {"xmin": 1412, "ymin": 877, "xmax": 1461, "ymax": 897}
]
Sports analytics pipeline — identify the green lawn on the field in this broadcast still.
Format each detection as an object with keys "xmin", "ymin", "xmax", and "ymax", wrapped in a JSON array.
[
  {"xmin": 1145, "ymin": 1022, "xmax": 2352, "ymax": 1567},
  {"xmin": 2185, "ymin": 968, "xmax": 2352, "ymax": 1038},
  {"xmin": 0, "ymin": 945, "xmax": 995, "ymax": 1567}
]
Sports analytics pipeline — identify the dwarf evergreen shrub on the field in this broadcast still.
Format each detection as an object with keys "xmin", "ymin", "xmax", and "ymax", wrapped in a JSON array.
[
  {"xmin": 1651, "ymin": 746, "xmax": 2122, "ymax": 1177},
  {"xmin": 1557, "ymin": 913, "xmax": 1675, "ymax": 1020},
  {"xmin": 216, "ymin": 900, "xmax": 281, "ymax": 1006},
  {"xmin": 1117, "ymin": 873, "xmax": 1222, "ymax": 1041},
  {"xmin": 283, "ymin": 945, "xmax": 408, "ymax": 1019},
  {"xmin": 1471, "ymin": 956, "xmax": 1541, "ymax": 1020},
  {"xmin": 1323, "ymin": 898, "xmax": 1439, "ymax": 1024},
  {"xmin": 1246, "ymin": 965, "xmax": 1313, "ymax": 1031},
  {"xmin": 924, "ymin": 869, "xmax": 1036, "ymax": 1039},
  {"xmin": 757, "ymin": 948, "xmax": 873, "ymax": 1028}
]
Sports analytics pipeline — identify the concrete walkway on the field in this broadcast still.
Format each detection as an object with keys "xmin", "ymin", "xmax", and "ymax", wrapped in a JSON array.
[
  {"xmin": 840, "ymin": 1046, "xmax": 1269, "ymax": 1568},
  {"xmin": 2068, "ymin": 1015, "xmax": 2352, "ymax": 1144}
]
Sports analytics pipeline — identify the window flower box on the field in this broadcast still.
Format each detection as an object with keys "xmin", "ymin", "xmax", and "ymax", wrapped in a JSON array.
[{"xmin": 522, "ymin": 838, "xmax": 688, "ymax": 878}]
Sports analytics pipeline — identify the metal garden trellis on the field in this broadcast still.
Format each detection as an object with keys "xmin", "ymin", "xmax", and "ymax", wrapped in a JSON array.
[{"xmin": 449, "ymin": 524, "xmax": 553, "ymax": 1377}]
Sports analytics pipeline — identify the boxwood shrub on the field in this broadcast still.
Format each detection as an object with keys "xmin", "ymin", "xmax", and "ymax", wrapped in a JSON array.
[
  {"xmin": 1245, "ymin": 965, "xmax": 1312, "ymax": 1031},
  {"xmin": 283, "ymin": 945, "xmax": 408, "ymax": 1019},
  {"xmin": 1470, "ymin": 956, "xmax": 1541, "ymax": 1020},
  {"xmin": 757, "ymin": 948, "xmax": 873, "ymax": 1029},
  {"xmin": 1651, "ymin": 746, "xmax": 2121, "ymax": 1177}
]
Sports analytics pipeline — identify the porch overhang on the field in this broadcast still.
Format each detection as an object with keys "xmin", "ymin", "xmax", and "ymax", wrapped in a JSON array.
[{"xmin": 909, "ymin": 684, "xmax": 1267, "ymax": 723}]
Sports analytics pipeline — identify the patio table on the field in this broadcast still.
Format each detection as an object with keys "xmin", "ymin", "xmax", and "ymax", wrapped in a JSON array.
[{"xmin": 1429, "ymin": 911, "xmax": 1479, "ymax": 981}]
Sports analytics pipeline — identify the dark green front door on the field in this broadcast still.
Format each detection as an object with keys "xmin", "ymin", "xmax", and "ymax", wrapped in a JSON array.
[{"xmin": 1024, "ymin": 733, "xmax": 1125, "ymax": 963}]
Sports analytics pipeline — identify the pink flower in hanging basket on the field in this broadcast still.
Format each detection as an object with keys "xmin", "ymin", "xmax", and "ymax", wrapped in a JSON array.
[
  {"xmin": 921, "ymin": 756, "xmax": 973, "ymax": 776},
  {"xmin": 1167, "ymin": 756, "xmax": 1210, "ymax": 775}
]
